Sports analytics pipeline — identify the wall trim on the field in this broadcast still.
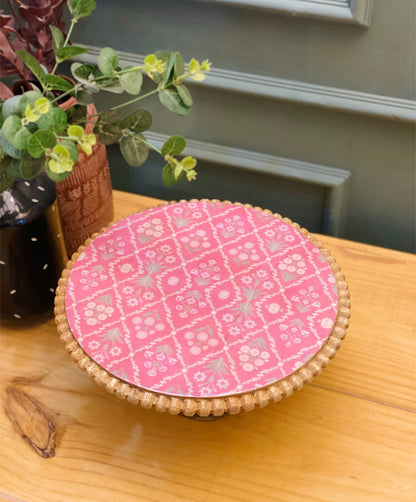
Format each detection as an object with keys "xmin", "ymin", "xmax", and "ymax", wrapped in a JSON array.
[
  {"xmin": 195, "ymin": 0, "xmax": 373, "ymax": 26},
  {"xmin": 76, "ymin": 46, "xmax": 416, "ymax": 124},
  {"xmin": 145, "ymin": 132, "xmax": 351, "ymax": 236}
]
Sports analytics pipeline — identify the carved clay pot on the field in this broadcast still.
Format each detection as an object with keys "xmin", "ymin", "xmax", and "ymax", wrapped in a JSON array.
[{"xmin": 56, "ymin": 100, "xmax": 113, "ymax": 257}]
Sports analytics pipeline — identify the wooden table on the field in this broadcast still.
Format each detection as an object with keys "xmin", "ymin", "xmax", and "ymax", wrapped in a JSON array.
[{"xmin": 1, "ymin": 190, "xmax": 415, "ymax": 502}]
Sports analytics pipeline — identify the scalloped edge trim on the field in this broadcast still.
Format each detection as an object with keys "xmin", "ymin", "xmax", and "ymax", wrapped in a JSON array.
[{"xmin": 54, "ymin": 198, "xmax": 350, "ymax": 418}]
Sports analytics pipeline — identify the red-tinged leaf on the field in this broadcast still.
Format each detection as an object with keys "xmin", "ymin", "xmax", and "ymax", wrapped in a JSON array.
[
  {"xmin": 18, "ymin": 4, "xmax": 56, "ymax": 19},
  {"xmin": 0, "ymin": 30, "xmax": 16, "ymax": 59},
  {"xmin": 0, "ymin": 15, "xmax": 13, "ymax": 28},
  {"xmin": 38, "ymin": 32, "xmax": 50, "ymax": 51},
  {"xmin": 1, "ymin": 0, "xmax": 68, "ymax": 76},
  {"xmin": 0, "ymin": 82, "xmax": 13, "ymax": 101},
  {"xmin": 0, "ymin": 31, "xmax": 28, "ymax": 78}
]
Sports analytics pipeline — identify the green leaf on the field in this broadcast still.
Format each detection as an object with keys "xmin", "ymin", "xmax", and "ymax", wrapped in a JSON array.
[
  {"xmin": 162, "ymin": 164, "xmax": 176, "ymax": 187},
  {"xmin": 174, "ymin": 52, "xmax": 185, "ymax": 77},
  {"xmin": 20, "ymin": 156, "xmax": 44, "ymax": 179},
  {"xmin": 14, "ymin": 126, "xmax": 31, "ymax": 150},
  {"xmin": 161, "ymin": 135, "xmax": 186, "ymax": 156},
  {"xmin": 93, "ymin": 122, "xmax": 122, "ymax": 145},
  {"xmin": 18, "ymin": 91, "xmax": 43, "ymax": 115},
  {"xmin": 45, "ymin": 163, "xmax": 71, "ymax": 182},
  {"xmin": 44, "ymin": 74, "xmax": 74, "ymax": 92},
  {"xmin": 98, "ymin": 47, "xmax": 119, "ymax": 78},
  {"xmin": 0, "ymin": 156, "xmax": 23, "ymax": 191},
  {"xmin": 71, "ymin": 63, "xmax": 100, "ymax": 94},
  {"xmin": 119, "ymin": 69, "xmax": 143, "ymax": 95},
  {"xmin": 150, "ymin": 51, "xmax": 174, "ymax": 85},
  {"xmin": 163, "ymin": 52, "xmax": 175, "ymax": 85},
  {"xmin": 88, "ymin": 67, "xmax": 123, "ymax": 93},
  {"xmin": 176, "ymin": 84, "xmax": 193, "ymax": 107},
  {"xmin": 0, "ymin": 132, "xmax": 24, "ymax": 159},
  {"xmin": 174, "ymin": 164, "xmax": 183, "ymax": 179},
  {"xmin": 67, "ymin": 104, "xmax": 88, "ymax": 124},
  {"xmin": 55, "ymin": 45, "xmax": 89, "ymax": 63},
  {"xmin": 0, "ymin": 172, "xmax": 14, "ymax": 191},
  {"xmin": 72, "ymin": 62, "xmax": 95, "ymax": 80},
  {"xmin": 2, "ymin": 115, "xmax": 31, "ymax": 149},
  {"xmin": 2, "ymin": 95, "xmax": 23, "ymax": 118},
  {"xmin": 98, "ymin": 79, "xmax": 124, "ymax": 94},
  {"xmin": 119, "ymin": 109, "xmax": 152, "ymax": 134},
  {"xmin": 0, "ymin": 153, "xmax": 11, "ymax": 172},
  {"xmin": 0, "ymin": 156, "xmax": 15, "ymax": 191},
  {"xmin": 86, "ymin": 69, "xmax": 123, "ymax": 93},
  {"xmin": 68, "ymin": 0, "xmax": 96, "ymax": 19},
  {"xmin": 75, "ymin": 89, "xmax": 93, "ymax": 105},
  {"xmin": 50, "ymin": 25, "xmax": 64, "ymax": 53},
  {"xmin": 98, "ymin": 110, "xmax": 117, "ymax": 123},
  {"xmin": 37, "ymin": 107, "xmax": 67, "ymax": 133},
  {"xmin": 120, "ymin": 134, "xmax": 149, "ymax": 167},
  {"xmin": 159, "ymin": 88, "xmax": 191, "ymax": 116},
  {"xmin": 16, "ymin": 50, "xmax": 46, "ymax": 86},
  {"xmin": 7, "ymin": 158, "xmax": 24, "ymax": 180},
  {"xmin": 27, "ymin": 130, "xmax": 56, "ymax": 158},
  {"xmin": 60, "ymin": 140, "xmax": 79, "ymax": 163}
]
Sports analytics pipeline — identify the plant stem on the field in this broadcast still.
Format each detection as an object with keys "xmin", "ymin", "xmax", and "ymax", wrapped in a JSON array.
[
  {"xmin": 109, "ymin": 88, "xmax": 159, "ymax": 112},
  {"xmin": 50, "ymin": 61, "xmax": 60, "ymax": 79},
  {"xmin": 7, "ymin": 0, "xmax": 22, "ymax": 30},
  {"xmin": 50, "ymin": 18, "xmax": 77, "ymax": 75},
  {"xmin": 2, "ymin": 25, "xmax": 26, "ymax": 44},
  {"xmin": 115, "ymin": 66, "xmax": 144, "ymax": 77},
  {"xmin": 49, "ymin": 82, "xmax": 83, "ymax": 104},
  {"xmin": 85, "ymin": 87, "xmax": 160, "ymax": 121},
  {"xmin": 63, "ymin": 19, "xmax": 76, "ymax": 47},
  {"xmin": 137, "ymin": 136, "xmax": 162, "ymax": 155}
]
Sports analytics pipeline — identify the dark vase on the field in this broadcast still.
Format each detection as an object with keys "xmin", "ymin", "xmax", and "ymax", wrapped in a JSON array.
[{"xmin": 0, "ymin": 172, "xmax": 68, "ymax": 326}]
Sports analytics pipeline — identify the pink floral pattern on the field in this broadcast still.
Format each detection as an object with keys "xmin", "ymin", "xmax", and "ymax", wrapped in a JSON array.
[{"xmin": 65, "ymin": 201, "xmax": 338, "ymax": 398}]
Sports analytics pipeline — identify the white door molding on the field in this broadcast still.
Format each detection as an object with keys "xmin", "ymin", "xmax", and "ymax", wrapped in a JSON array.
[{"xmin": 196, "ymin": 0, "xmax": 373, "ymax": 26}]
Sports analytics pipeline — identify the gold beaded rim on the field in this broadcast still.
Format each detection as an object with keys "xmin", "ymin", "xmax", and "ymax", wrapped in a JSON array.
[{"xmin": 54, "ymin": 199, "xmax": 350, "ymax": 418}]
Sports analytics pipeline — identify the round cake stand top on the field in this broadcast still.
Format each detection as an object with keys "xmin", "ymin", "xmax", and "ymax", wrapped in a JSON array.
[{"xmin": 55, "ymin": 200, "xmax": 350, "ymax": 417}]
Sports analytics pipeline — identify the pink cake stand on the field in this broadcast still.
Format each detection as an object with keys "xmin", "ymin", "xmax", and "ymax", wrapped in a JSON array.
[{"xmin": 55, "ymin": 200, "xmax": 350, "ymax": 418}]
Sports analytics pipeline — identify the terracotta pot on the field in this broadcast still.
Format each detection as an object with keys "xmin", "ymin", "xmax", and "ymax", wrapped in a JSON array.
[{"xmin": 56, "ymin": 100, "xmax": 114, "ymax": 256}]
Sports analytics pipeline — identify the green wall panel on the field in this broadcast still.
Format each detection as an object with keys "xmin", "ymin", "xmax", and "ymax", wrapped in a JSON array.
[{"xmin": 65, "ymin": 0, "xmax": 415, "ymax": 252}]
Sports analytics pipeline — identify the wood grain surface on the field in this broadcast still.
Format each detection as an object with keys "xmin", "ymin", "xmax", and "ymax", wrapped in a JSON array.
[{"xmin": 0, "ymin": 190, "xmax": 415, "ymax": 502}]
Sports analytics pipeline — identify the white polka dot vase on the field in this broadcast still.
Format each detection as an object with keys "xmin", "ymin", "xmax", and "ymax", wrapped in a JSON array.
[{"xmin": 0, "ymin": 172, "xmax": 68, "ymax": 325}]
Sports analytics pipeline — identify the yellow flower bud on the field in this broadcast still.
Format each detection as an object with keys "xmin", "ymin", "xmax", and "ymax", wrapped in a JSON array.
[
  {"xmin": 80, "ymin": 142, "xmax": 93, "ymax": 155},
  {"xmin": 67, "ymin": 125, "xmax": 84, "ymax": 139},
  {"xmin": 25, "ymin": 104, "xmax": 40, "ymax": 123},
  {"xmin": 86, "ymin": 134, "xmax": 97, "ymax": 146},
  {"xmin": 24, "ymin": 98, "xmax": 50, "ymax": 123},
  {"xmin": 48, "ymin": 145, "xmax": 74, "ymax": 173},
  {"xmin": 181, "ymin": 156, "xmax": 197, "ymax": 171},
  {"xmin": 189, "ymin": 58, "xmax": 206, "ymax": 82},
  {"xmin": 144, "ymin": 54, "xmax": 166, "ymax": 77},
  {"xmin": 80, "ymin": 134, "xmax": 97, "ymax": 155},
  {"xmin": 186, "ymin": 169, "xmax": 197, "ymax": 181},
  {"xmin": 34, "ymin": 97, "xmax": 50, "ymax": 115},
  {"xmin": 201, "ymin": 60, "xmax": 212, "ymax": 72}
]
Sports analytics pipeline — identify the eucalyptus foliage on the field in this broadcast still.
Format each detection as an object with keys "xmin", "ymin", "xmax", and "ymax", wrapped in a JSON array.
[{"xmin": 0, "ymin": 0, "xmax": 211, "ymax": 191}]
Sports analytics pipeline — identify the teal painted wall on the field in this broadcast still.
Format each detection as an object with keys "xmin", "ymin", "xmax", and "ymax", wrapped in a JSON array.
[{"xmin": 71, "ymin": 0, "xmax": 415, "ymax": 252}]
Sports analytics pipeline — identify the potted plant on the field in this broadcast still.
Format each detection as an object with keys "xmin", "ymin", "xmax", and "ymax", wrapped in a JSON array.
[{"xmin": 0, "ymin": 0, "xmax": 210, "ymax": 324}]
